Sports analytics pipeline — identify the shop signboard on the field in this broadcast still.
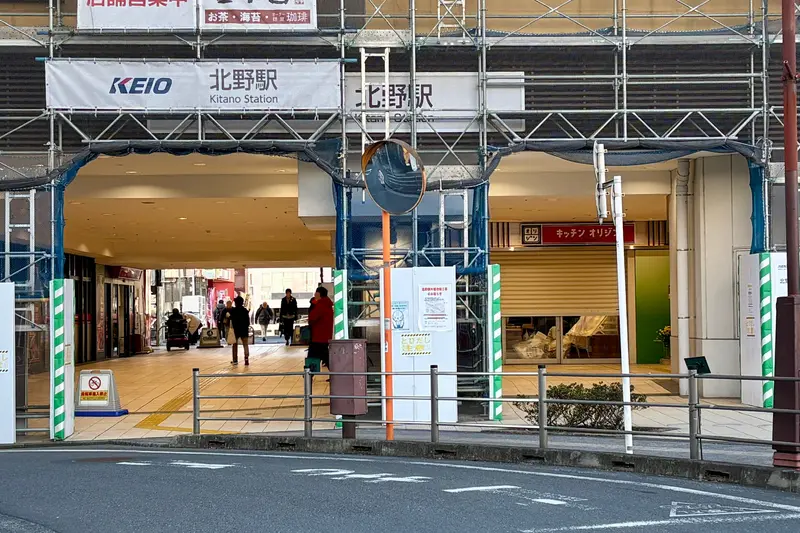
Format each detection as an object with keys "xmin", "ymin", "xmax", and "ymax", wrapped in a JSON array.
[
  {"xmin": 521, "ymin": 223, "xmax": 635, "ymax": 246},
  {"xmin": 107, "ymin": 266, "xmax": 143, "ymax": 281},
  {"xmin": 45, "ymin": 60, "xmax": 340, "ymax": 112},
  {"xmin": 201, "ymin": 0, "xmax": 317, "ymax": 30},
  {"xmin": 78, "ymin": 0, "xmax": 196, "ymax": 31}
]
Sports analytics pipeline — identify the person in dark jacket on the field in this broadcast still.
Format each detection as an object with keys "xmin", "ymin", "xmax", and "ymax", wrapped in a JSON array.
[
  {"xmin": 166, "ymin": 308, "xmax": 187, "ymax": 337},
  {"xmin": 229, "ymin": 296, "xmax": 251, "ymax": 365},
  {"xmin": 254, "ymin": 302, "xmax": 273, "ymax": 341},
  {"xmin": 279, "ymin": 289, "xmax": 298, "ymax": 346},
  {"xmin": 215, "ymin": 300, "xmax": 227, "ymax": 339},
  {"xmin": 308, "ymin": 286, "xmax": 334, "ymax": 368}
]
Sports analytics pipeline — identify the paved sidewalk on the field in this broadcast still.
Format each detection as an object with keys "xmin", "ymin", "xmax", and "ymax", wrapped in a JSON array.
[{"xmin": 18, "ymin": 344, "xmax": 772, "ymax": 450}]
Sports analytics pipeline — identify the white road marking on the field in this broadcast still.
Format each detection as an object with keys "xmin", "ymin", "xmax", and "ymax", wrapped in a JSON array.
[
  {"xmin": 365, "ymin": 476, "xmax": 431, "ymax": 483},
  {"xmin": 445, "ymin": 485, "xmax": 520, "ymax": 493},
  {"xmin": 533, "ymin": 499, "xmax": 568, "ymax": 506},
  {"xmin": 668, "ymin": 501, "xmax": 778, "ymax": 518},
  {"xmin": 292, "ymin": 468, "xmax": 355, "ymax": 476},
  {"xmin": 170, "ymin": 460, "xmax": 236, "ymax": 470},
  {"xmin": 116, "ymin": 460, "xmax": 235, "ymax": 469},
  {"xmin": 8, "ymin": 449, "xmax": 800, "ymax": 514},
  {"xmin": 519, "ymin": 513, "xmax": 800, "ymax": 532},
  {"xmin": 292, "ymin": 468, "xmax": 430, "ymax": 483},
  {"xmin": 445, "ymin": 486, "xmax": 579, "ymax": 509},
  {"xmin": 331, "ymin": 473, "xmax": 393, "ymax": 480}
]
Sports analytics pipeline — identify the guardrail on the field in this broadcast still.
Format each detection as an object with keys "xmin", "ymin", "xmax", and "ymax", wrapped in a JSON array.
[{"xmin": 190, "ymin": 366, "xmax": 800, "ymax": 460}]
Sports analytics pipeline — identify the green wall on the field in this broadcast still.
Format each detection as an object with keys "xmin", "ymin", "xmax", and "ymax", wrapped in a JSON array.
[{"xmin": 634, "ymin": 250, "xmax": 670, "ymax": 364}]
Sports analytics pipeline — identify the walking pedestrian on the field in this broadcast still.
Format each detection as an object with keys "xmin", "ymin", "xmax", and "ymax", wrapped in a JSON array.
[
  {"xmin": 228, "ymin": 296, "xmax": 251, "ymax": 365},
  {"xmin": 308, "ymin": 286, "xmax": 334, "ymax": 369},
  {"xmin": 254, "ymin": 302, "xmax": 273, "ymax": 341},
  {"xmin": 280, "ymin": 289, "xmax": 298, "ymax": 346},
  {"xmin": 215, "ymin": 299, "xmax": 227, "ymax": 339}
]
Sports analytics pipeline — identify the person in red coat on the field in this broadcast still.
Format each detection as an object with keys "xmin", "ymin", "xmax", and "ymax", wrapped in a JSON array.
[{"xmin": 308, "ymin": 286, "xmax": 334, "ymax": 368}]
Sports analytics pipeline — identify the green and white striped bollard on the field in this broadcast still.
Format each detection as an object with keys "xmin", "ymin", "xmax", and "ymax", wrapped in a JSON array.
[
  {"xmin": 489, "ymin": 264, "xmax": 503, "ymax": 421},
  {"xmin": 52, "ymin": 279, "xmax": 67, "ymax": 440},
  {"xmin": 332, "ymin": 270, "xmax": 347, "ymax": 428},
  {"xmin": 759, "ymin": 253, "xmax": 774, "ymax": 408}
]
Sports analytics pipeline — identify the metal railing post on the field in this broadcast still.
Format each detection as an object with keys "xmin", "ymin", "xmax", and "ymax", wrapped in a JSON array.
[
  {"xmin": 538, "ymin": 364, "xmax": 548, "ymax": 449},
  {"xmin": 192, "ymin": 368, "xmax": 200, "ymax": 436},
  {"xmin": 430, "ymin": 365, "xmax": 439, "ymax": 443},
  {"xmin": 688, "ymin": 369, "xmax": 700, "ymax": 460},
  {"xmin": 303, "ymin": 366, "xmax": 313, "ymax": 438}
]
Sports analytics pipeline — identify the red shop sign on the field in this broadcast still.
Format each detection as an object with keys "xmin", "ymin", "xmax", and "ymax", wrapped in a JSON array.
[
  {"xmin": 521, "ymin": 223, "xmax": 635, "ymax": 246},
  {"xmin": 107, "ymin": 266, "xmax": 143, "ymax": 281}
]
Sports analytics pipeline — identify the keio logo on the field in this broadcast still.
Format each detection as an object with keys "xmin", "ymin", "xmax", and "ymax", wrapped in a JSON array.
[{"xmin": 109, "ymin": 77, "xmax": 173, "ymax": 95}]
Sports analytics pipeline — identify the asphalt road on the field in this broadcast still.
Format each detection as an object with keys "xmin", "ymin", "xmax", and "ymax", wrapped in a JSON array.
[{"xmin": 1, "ymin": 447, "xmax": 799, "ymax": 533}]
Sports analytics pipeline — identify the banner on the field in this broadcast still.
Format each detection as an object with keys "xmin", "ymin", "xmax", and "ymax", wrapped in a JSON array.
[
  {"xmin": 350, "ymin": 72, "xmax": 525, "ymax": 133},
  {"xmin": 201, "ymin": 0, "xmax": 317, "ymax": 30},
  {"xmin": 45, "ymin": 60, "xmax": 340, "ymax": 111},
  {"xmin": 148, "ymin": 71, "xmax": 525, "ymax": 134},
  {"xmin": 78, "ymin": 0, "xmax": 196, "ymax": 30}
]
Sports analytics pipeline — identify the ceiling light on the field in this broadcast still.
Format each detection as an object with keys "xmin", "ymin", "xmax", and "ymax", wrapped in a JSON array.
[
  {"xmin": 125, "ymin": 170, "xmax": 138, "ymax": 174},
  {"xmin": 102, "ymin": 213, "xmax": 113, "ymax": 216},
  {"xmin": 193, "ymin": 163, "xmax": 206, "ymax": 167},
  {"xmin": 178, "ymin": 217, "xmax": 187, "ymax": 220},
  {"xmin": 69, "ymin": 201, "xmax": 83, "ymax": 205}
]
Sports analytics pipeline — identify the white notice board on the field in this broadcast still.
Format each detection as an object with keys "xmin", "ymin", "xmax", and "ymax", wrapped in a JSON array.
[
  {"xmin": 381, "ymin": 267, "xmax": 457, "ymax": 424},
  {"xmin": 0, "ymin": 283, "xmax": 16, "ymax": 444}
]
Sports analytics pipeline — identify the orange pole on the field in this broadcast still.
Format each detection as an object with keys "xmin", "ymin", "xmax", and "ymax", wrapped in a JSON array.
[{"xmin": 382, "ymin": 209, "xmax": 394, "ymax": 440}]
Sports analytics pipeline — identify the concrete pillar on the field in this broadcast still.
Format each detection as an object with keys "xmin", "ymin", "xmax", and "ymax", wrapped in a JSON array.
[
  {"xmin": 670, "ymin": 160, "xmax": 692, "ymax": 392},
  {"xmin": 684, "ymin": 155, "xmax": 752, "ymax": 397}
]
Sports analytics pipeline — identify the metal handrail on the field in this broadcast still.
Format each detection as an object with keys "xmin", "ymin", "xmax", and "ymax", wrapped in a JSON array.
[{"xmin": 189, "ymin": 366, "xmax": 800, "ymax": 461}]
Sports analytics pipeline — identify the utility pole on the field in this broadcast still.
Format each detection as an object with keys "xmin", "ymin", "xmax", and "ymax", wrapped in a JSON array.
[
  {"xmin": 594, "ymin": 144, "xmax": 634, "ymax": 455},
  {"xmin": 773, "ymin": 0, "xmax": 800, "ymax": 469}
]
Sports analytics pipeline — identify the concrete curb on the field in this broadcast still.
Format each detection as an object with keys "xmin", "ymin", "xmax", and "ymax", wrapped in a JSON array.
[
  {"xmin": 0, "ymin": 437, "xmax": 175, "ymax": 450},
  {"xmin": 174, "ymin": 434, "xmax": 800, "ymax": 493}
]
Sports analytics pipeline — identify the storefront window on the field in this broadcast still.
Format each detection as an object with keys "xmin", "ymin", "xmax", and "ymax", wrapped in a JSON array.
[
  {"xmin": 504, "ymin": 316, "xmax": 558, "ymax": 361},
  {"xmin": 503, "ymin": 315, "xmax": 622, "ymax": 363},
  {"xmin": 562, "ymin": 315, "xmax": 621, "ymax": 360}
]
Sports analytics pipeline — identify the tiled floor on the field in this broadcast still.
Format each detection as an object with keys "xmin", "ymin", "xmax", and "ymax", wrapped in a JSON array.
[
  {"xmin": 24, "ymin": 344, "xmax": 338, "ymax": 441},
  {"xmin": 21, "ymin": 347, "xmax": 772, "ymax": 443}
]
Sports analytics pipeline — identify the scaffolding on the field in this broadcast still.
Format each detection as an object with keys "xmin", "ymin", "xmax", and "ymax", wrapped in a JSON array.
[{"xmin": 0, "ymin": 0, "xmax": 794, "ymax": 418}]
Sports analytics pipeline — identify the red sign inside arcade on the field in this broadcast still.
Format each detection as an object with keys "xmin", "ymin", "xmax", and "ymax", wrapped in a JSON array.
[{"xmin": 521, "ymin": 223, "xmax": 635, "ymax": 246}]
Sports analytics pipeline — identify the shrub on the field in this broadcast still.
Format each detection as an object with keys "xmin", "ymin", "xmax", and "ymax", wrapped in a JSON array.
[{"xmin": 514, "ymin": 382, "xmax": 648, "ymax": 430}]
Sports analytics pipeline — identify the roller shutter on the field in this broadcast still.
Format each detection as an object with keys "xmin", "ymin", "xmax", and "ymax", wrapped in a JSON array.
[{"xmin": 492, "ymin": 248, "xmax": 619, "ymax": 317}]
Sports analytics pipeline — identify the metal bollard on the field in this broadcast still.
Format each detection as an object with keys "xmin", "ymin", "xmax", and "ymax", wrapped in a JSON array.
[
  {"xmin": 430, "ymin": 365, "xmax": 439, "ymax": 443},
  {"xmin": 303, "ymin": 366, "xmax": 313, "ymax": 438},
  {"xmin": 538, "ymin": 365, "xmax": 548, "ymax": 449},
  {"xmin": 192, "ymin": 368, "xmax": 200, "ymax": 436},
  {"xmin": 688, "ymin": 369, "xmax": 700, "ymax": 460}
]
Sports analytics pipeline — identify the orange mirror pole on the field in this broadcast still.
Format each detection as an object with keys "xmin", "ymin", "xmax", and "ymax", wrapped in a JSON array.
[{"xmin": 382, "ymin": 209, "xmax": 394, "ymax": 441}]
